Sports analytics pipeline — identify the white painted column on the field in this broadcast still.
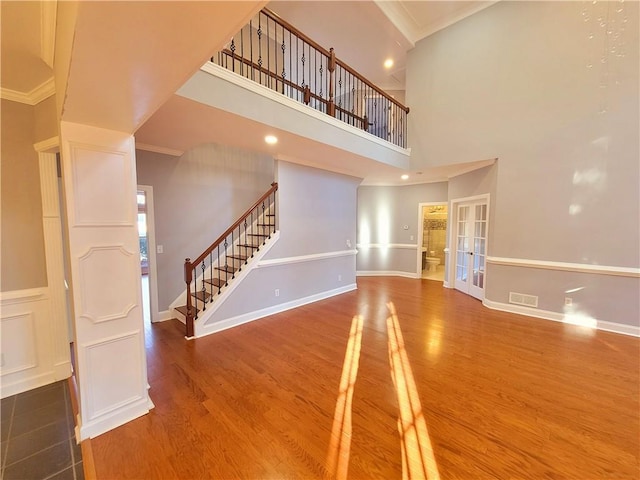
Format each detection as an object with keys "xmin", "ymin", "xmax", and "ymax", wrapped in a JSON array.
[
  {"xmin": 36, "ymin": 143, "xmax": 72, "ymax": 380},
  {"xmin": 60, "ymin": 122, "xmax": 152, "ymax": 439}
]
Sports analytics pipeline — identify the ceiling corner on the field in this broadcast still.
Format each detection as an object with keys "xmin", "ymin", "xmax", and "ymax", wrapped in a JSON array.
[{"xmin": 373, "ymin": 1, "xmax": 417, "ymax": 47}]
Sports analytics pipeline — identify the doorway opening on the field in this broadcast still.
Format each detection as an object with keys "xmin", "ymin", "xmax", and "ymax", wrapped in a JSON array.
[
  {"xmin": 417, "ymin": 203, "xmax": 448, "ymax": 282},
  {"xmin": 137, "ymin": 190, "xmax": 151, "ymax": 327}
]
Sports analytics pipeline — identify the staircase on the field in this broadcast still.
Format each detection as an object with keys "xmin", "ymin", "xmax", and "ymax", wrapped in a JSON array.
[{"xmin": 173, "ymin": 183, "xmax": 278, "ymax": 337}]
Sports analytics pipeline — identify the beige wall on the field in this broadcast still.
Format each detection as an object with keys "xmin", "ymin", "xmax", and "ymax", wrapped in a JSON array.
[
  {"xmin": 1, "ymin": 99, "xmax": 47, "ymax": 291},
  {"xmin": 34, "ymin": 95, "xmax": 58, "ymax": 142}
]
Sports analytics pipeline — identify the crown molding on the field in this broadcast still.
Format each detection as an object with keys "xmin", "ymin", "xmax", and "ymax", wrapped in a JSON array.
[
  {"xmin": 41, "ymin": 1, "xmax": 58, "ymax": 69},
  {"xmin": 1, "ymin": 77, "xmax": 55, "ymax": 106},
  {"xmin": 374, "ymin": 1, "xmax": 418, "ymax": 47},
  {"xmin": 416, "ymin": 1, "xmax": 499, "ymax": 41}
]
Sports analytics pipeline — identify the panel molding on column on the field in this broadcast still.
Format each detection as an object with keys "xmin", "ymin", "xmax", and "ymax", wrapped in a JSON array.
[
  {"xmin": 68, "ymin": 142, "xmax": 135, "ymax": 227},
  {"xmin": 77, "ymin": 245, "xmax": 137, "ymax": 323},
  {"xmin": 79, "ymin": 330, "xmax": 153, "ymax": 438},
  {"xmin": 61, "ymin": 121, "xmax": 151, "ymax": 439}
]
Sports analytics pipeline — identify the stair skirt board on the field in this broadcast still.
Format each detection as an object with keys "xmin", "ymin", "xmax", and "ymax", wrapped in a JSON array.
[
  {"xmin": 172, "ymin": 231, "xmax": 281, "ymax": 329},
  {"xmin": 195, "ymin": 283, "xmax": 358, "ymax": 338}
]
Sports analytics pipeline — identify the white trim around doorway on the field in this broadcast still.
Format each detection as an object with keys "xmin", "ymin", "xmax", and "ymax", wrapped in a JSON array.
[
  {"xmin": 448, "ymin": 194, "xmax": 491, "ymax": 300},
  {"xmin": 137, "ymin": 185, "xmax": 162, "ymax": 323}
]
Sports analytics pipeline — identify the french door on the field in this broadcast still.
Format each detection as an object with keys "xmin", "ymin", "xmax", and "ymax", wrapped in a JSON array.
[{"xmin": 454, "ymin": 201, "xmax": 488, "ymax": 300}]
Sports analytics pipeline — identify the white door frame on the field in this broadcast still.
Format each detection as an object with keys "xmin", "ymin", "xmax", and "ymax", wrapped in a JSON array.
[
  {"xmin": 138, "ymin": 185, "xmax": 160, "ymax": 323},
  {"xmin": 416, "ymin": 202, "xmax": 448, "ymax": 278},
  {"xmin": 448, "ymin": 194, "xmax": 490, "ymax": 299}
]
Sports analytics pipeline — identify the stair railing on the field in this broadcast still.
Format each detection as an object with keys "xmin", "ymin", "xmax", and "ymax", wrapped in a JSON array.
[
  {"xmin": 212, "ymin": 7, "xmax": 410, "ymax": 148},
  {"xmin": 183, "ymin": 182, "xmax": 278, "ymax": 337}
]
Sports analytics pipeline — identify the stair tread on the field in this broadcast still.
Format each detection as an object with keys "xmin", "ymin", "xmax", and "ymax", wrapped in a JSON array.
[
  {"xmin": 216, "ymin": 265, "xmax": 238, "ymax": 274},
  {"xmin": 191, "ymin": 290, "xmax": 211, "ymax": 302},
  {"xmin": 175, "ymin": 305, "xmax": 199, "ymax": 317},
  {"xmin": 238, "ymin": 244, "xmax": 260, "ymax": 249},
  {"xmin": 204, "ymin": 277, "xmax": 225, "ymax": 288},
  {"xmin": 227, "ymin": 254, "xmax": 248, "ymax": 261},
  {"xmin": 266, "ymin": 214, "xmax": 275, "ymax": 217},
  {"xmin": 247, "ymin": 233, "xmax": 269, "ymax": 237}
]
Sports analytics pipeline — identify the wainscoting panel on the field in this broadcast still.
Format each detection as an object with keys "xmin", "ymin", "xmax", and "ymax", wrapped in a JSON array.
[{"xmin": 0, "ymin": 289, "xmax": 59, "ymax": 398}]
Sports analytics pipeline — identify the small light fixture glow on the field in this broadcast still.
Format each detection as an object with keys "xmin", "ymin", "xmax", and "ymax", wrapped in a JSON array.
[
  {"xmin": 384, "ymin": 58, "xmax": 394, "ymax": 69},
  {"xmin": 265, "ymin": 135, "xmax": 278, "ymax": 145},
  {"xmin": 401, "ymin": 174, "xmax": 409, "ymax": 180}
]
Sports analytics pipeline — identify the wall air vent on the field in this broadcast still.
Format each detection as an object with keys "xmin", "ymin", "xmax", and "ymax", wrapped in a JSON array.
[{"xmin": 509, "ymin": 292, "xmax": 539, "ymax": 308}]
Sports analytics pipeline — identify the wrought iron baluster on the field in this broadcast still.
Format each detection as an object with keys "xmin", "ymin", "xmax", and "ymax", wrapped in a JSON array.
[
  {"xmin": 201, "ymin": 261, "xmax": 206, "ymax": 311},
  {"xmin": 216, "ymin": 245, "xmax": 222, "ymax": 294},
  {"xmin": 230, "ymin": 37, "xmax": 236, "ymax": 73},
  {"xmin": 257, "ymin": 14, "xmax": 263, "ymax": 85},
  {"xmin": 193, "ymin": 268, "xmax": 198, "ymax": 320},
  {"xmin": 209, "ymin": 252, "xmax": 213, "ymax": 302},
  {"xmin": 281, "ymin": 28, "xmax": 286, "ymax": 92},
  {"xmin": 243, "ymin": 218, "xmax": 249, "ymax": 264},
  {"xmin": 249, "ymin": 19, "xmax": 254, "ymax": 81},
  {"xmin": 267, "ymin": 17, "xmax": 271, "ymax": 89}
]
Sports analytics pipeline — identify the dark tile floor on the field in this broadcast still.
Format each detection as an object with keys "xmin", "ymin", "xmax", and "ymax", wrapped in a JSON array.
[{"xmin": 1, "ymin": 381, "xmax": 84, "ymax": 480}]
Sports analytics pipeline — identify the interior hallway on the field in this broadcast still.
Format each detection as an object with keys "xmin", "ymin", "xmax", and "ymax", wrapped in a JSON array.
[{"xmin": 86, "ymin": 277, "xmax": 639, "ymax": 479}]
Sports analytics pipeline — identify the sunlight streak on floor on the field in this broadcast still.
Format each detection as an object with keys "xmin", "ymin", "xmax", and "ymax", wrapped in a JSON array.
[
  {"xmin": 386, "ymin": 302, "xmax": 441, "ymax": 480},
  {"xmin": 326, "ymin": 314, "xmax": 364, "ymax": 480}
]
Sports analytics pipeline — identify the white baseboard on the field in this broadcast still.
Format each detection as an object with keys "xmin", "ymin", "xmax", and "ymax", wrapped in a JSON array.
[
  {"xmin": 79, "ymin": 394, "xmax": 154, "ymax": 440},
  {"xmin": 483, "ymin": 299, "xmax": 640, "ymax": 337},
  {"xmin": 356, "ymin": 270, "xmax": 420, "ymax": 279},
  {"xmin": 196, "ymin": 283, "xmax": 357, "ymax": 338},
  {"xmin": 153, "ymin": 310, "xmax": 173, "ymax": 322}
]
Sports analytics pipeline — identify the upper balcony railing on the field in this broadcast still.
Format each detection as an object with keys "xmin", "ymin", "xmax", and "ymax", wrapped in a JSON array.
[{"xmin": 212, "ymin": 8, "xmax": 410, "ymax": 149}]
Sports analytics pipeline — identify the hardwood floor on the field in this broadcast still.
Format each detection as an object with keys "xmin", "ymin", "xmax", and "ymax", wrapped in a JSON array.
[{"xmin": 90, "ymin": 277, "xmax": 639, "ymax": 479}]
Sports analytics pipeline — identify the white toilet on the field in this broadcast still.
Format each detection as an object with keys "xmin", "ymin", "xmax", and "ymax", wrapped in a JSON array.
[{"xmin": 425, "ymin": 251, "xmax": 440, "ymax": 272}]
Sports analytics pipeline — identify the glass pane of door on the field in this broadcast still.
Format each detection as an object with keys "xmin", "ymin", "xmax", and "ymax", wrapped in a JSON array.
[
  {"xmin": 472, "ymin": 204, "xmax": 487, "ymax": 291},
  {"xmin": 456, "ymin": 205, "xmax": 470, "ymax": 283}
]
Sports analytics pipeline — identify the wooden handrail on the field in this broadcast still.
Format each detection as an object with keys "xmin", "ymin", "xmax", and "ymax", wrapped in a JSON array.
[
  {"xmin": 259, "ymin": 8, "xmax": 408, "ymax": 114},
  {"xmin": 220, "ymin": 49, "xmax": 318, "ymax": 99},
  {"xmin": 261, "ymin": 8, "xmax": 332, "ymax": 58},
  {"xmin": 189, "ymin": 183, "xmax": 278, "ymax": 269},
  {"xmin": 334, "ymin": 58, "xmax": 410, "ymax": 113},
  {"xmin": 219, "ymin": 50, "xmax": 366, "ymax": 124}
]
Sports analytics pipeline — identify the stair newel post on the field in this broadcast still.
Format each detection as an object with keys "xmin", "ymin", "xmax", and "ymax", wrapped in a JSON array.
[
  {"xmin": 328, "ymin": 47, "xmax": 336, "ymax": 117},
  {"xmin": 184, "ymin": 258, "xmax": 195, "ymax": 338}
]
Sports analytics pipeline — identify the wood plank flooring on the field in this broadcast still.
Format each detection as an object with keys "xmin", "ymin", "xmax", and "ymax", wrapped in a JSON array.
[{"xmin": 90, "ymin": 277, "xmax": 639, "ymax": 479}]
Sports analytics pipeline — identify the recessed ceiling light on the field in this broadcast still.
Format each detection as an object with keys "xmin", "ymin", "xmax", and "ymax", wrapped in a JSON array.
[
  {"xmin": 401, "ymin": 174, "xmax": 409, "ymax": 180},
  {"xmin": 265, "ymin": 135, "xmax": 278, "ymax": 145},
  {"xmin": 384, "ymin": 58, "xmax": 394, "ymax": 69}
]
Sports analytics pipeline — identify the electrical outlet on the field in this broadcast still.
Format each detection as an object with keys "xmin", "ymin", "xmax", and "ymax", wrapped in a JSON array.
[
  {"xmin": 338, "ymin": 274, "xmax": 342, "ymax": 281},
  {"xmin": 157, "ymin": 245, "xmax": 164, "ymax": 254},
  {"xmin": 346, "ymin": 239, "xmax": 352, "ymax": 248},
  {"xmin": 275, "ymin": 289, "xmax": 280, "ymax": 297},
  {"xmin": 410, "ymin": 235, "xmax": 414, "ymax": 241},
  {"xmin": 565, "ymin": 297, "xmax": 573, "ymax": 306}
]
